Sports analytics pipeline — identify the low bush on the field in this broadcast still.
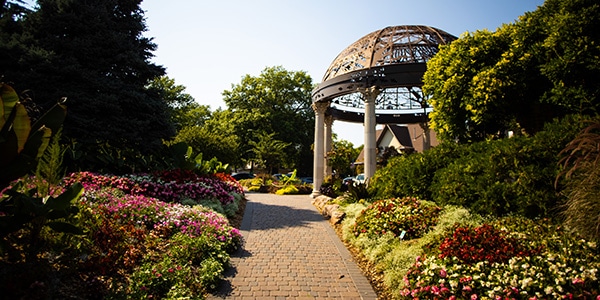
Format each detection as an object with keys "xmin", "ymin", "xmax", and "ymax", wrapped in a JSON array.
[
  {"xmin": 275, "ymin": 185, "xmax": 299, "ymax": 195},
  {"xmin": 437, "ymin": 223, "xmax": 542, "ymax": 264},
  {"xmin": 353, "ymin": 197, "xmax": 442, "ymax": 239}
]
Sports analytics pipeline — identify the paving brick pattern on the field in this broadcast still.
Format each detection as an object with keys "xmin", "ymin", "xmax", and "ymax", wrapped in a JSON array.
[{"xmin": 208, "ymin": 193, "xmax": 378, "ymax": 300}]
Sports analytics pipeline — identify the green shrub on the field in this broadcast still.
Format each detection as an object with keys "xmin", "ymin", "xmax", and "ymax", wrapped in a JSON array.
[
  {"xmin": 372, "ymin": 115, "xmax": 592, "ymax": 218},
  {"xmin": 353, "ymin": 197, "xmax": 442, "ymax": 239},
  {"xmin": 371, "ymin": 142, "xmax": 465, "ymax": 201},
  {"xmin": 275, "ymin": 185, "xmax": 299, "ymax": 195},
  {"xmin": 431, "ymin": 116, "xmax": 590, "ymax": 218},
  {"xmin": 338, "ymin": 182, "xmax": 376, "ymax": 205}
]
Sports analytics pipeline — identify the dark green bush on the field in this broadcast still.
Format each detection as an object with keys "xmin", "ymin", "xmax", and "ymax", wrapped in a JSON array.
[
  {"xmin": 371, "ymin": 142, "xmax": 465, "ymax": 200},
  {"xmin": 371, "ymin": 115, "xmax": 592, "ymax": 218}
]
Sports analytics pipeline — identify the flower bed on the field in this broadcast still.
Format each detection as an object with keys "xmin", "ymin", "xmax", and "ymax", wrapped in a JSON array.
[
  {"xmin": 336, "ymin": 201, "xmax": 600, "ymax": 299},
  {"xmin": 0, "ymin": 170, "xmax": 244, "ymax": 299},
  {"xmin": 64, "ymin": 170, "xmax": 243, "ymax": 206}
]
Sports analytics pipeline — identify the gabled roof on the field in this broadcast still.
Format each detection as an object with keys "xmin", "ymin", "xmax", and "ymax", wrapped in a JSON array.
[{"xmin": 355, "ymin": 125, "xmax": 414, "ymax": 163}]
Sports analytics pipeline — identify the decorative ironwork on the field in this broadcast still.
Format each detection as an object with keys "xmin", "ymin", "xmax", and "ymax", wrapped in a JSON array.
[
  {"xmin": 322, "ymin": 25, "xmax": 456, "ymax": 82},
  {"xmin": 312, "ymin": 25, "xmax": 456, "ymax": 124},
  {"xmin": 331, "ymin": 87, "xmax": 427, "ymax": 111}
]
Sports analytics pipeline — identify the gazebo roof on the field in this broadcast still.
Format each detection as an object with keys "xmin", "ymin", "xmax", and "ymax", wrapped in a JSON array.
[
  {"xmin": 312, "ymin": 25, "xmax": 456, "ymax": 124},
  {"xmin": 321, "ymin": 25, "xmax": 457, "ymax": 83}
]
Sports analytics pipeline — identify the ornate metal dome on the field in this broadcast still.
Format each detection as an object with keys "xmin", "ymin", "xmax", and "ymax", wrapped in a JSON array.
[{"xmin": 312, "ymin": 25, "xmax": 456, "ymax": 123}]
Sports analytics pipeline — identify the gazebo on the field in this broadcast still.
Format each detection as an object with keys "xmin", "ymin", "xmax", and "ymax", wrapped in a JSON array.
[{"xmin": 310, "ymin": 25, "xmax": 457, "ymax": 197}]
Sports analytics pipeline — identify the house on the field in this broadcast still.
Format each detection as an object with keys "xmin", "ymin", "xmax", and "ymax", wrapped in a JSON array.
[{"xmin": 354, "ymin": 124, "xmax": 438, "ymax": 164}]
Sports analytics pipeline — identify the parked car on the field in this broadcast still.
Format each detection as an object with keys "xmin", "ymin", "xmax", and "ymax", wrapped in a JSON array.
[
  {"xmin": 342, "ymin": 174, "xmax": 366, "ymax": 190},
  {"xmin": 354, "ymin": 173, "xmax": 366, "ymax": 184},
  {"xmin": 300, "ymin": 177, "xmax": 313, "ymax": 184},
  {"xmin": 342, "ymin": 176, "xmax": 355, "ymax": 186},
  {"xmin": 231, "ymin": 172, "xmax": 256, "ymax": 180}
]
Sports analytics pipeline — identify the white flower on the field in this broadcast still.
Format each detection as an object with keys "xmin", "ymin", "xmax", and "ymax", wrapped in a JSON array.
[{"xmin": 521, "ymin": 277, "xmax": 533, "ymax": 289}]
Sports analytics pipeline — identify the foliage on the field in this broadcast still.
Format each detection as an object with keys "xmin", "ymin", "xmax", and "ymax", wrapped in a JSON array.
[
  {"xmin": 34, "ymin": 127, "xmax": 65, "ymax": 196},
  {"xmin": 0, "ymin": 172, "xmax": 243, "ymax": 299},
  {"xmin": 372, "ymin": 115, "xmax": 590, "ymax": 218},
  {"xmin": 3, "ymin": 0, "xmax": 175, "ymax": 173},
  {"xmin": 171, "ymin": 109, "xmax": 240, "ymax": 166},
  {"xmin": 147, "ymin": 76, "xmax": 201, "ymax": 131},
  {"xmin": 431, "ymin": 136, "xmax": 558, "ymax": 217},
  {"xmin": 401, "ymin": 218, "xmax": 600, "ymax": 300},
  {"xmin": 248, "ymin": 131, "xmax": 290, "ymax": 173},
  {"xmin": 222, "ymin": 66, "xmax": 315, "ymax": 175},
  {"xmin": 319, "ymin": 178, "xmax": 344, "ymax": 198},
  {"xmin": 327, "ymin": 138, "xmax": 361, "ymax": 178},
  {"xmin": 339, "ymin": 203, "xmax": 480, "ymax": 298},
  {"xmin": 275, "ymin": 185, "xmax": 299, "ymax": 195},
  {"xmin": 423, "ymin": 0, "xmax": 600, "ymax": 142},
  {"xmin": 557, "ymin": 118, "xmax": 600, "ymax": 242},
  {"xmin": 0, "ymin": 181, "xmax": 83, "ymax": 260},
  {"xmin": 339, "ymin": 182, "xmax": 376, "ymax": 205},
  {"xmin": 353, "ymin": 197, "xmax": 442, "ymax": 239},
  {"xmin": 0, "ymin": 83, "xmax": 66, "ymax": 188},
  {"xmin": 77, "ymin": 187, "xmax": 241, "ymax": 299},
  {"xmin": 371, "ymin": 142, "xmax": 465, "ymax": 201},
  {"xmin": 438, "ymin": 223, "xmax": 542, "ymax": 264},
  {"xmin": 278, "ymin": 169, "xmax": 301, "ymax": 186}
]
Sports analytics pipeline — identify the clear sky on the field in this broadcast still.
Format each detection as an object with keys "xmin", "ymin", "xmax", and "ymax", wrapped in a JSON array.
[{"xmin": 141, "ymin": 0, "xmax": 544, "ymax": 146}]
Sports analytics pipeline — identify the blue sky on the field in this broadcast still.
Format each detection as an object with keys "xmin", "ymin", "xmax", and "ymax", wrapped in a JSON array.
[{"xmin": 141, "ymin": 0, "xmax": 544, "ymax": 146}]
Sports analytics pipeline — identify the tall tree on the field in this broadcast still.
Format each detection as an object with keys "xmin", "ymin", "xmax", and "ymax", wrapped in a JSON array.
[
  {"xmin": 3, "ymin": 0, "xmax": 174, "ymax": 170},
  {"xmin": 223, "ymin": 66, "xmax": 315, "ymax": 175},
  {"xmin": 172, "ymin": 109, "xmax": 240, "ymax": 166},
  {"xmin": 0, "ymin": 1, "xmax": 31, "ymax": 83},
  {"xmin": 147, "ymin": 76, "xmax": 203, "ymax": 131}
]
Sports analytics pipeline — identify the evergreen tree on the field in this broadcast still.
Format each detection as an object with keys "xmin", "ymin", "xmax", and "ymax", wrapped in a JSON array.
[{"xmin": 3, "ymin": 0, "xmax": 174, "ymax": 171}]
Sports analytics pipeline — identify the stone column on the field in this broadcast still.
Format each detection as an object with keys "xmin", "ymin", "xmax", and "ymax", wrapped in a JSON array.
[
  {"xmin": 324, "ymin": 115, "xmax": 334, "ymax": 180},
  {"xmin": 311, "ymin": 101, "xmax": 329, "ymax": 198},
  {"xmin": 361, "ymin": 86, "xmax": 380, "ymax": 182}
]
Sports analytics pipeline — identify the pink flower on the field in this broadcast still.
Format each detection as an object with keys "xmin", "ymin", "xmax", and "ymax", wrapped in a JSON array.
[
  {"xmin": 572, "ymin": 278, "xmax": 584, "ymax": 285},
  {"xmin": 471, "ymin": 294, "xmax": 478, "ymax": 300},
  {"xmin": 440, "ymin": 268, "xmax": 447, "ymax": 278},
  {"xmin": 463, "ymin": 285, "xmax": 472, "ymax": 292}
]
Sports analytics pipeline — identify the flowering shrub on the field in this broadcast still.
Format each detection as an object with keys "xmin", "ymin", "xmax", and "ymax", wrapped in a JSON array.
[
  {"xmin": 78, "ymin": 187, "xmax": 242, "ymax": 297},
  {"xmin": 401, "ymin": 218, "xmax": 600, "ymax": 299},
  {"xmin": 438, "ymin": 224, "xmax": 542, "ymax": 264},
  {"xmin": 64, "ymin": 170, "xmax": 243, "ymax": 206},
  {"xmin": 353, "ymin": 197, "xmax": 442, "ymax": 239}
]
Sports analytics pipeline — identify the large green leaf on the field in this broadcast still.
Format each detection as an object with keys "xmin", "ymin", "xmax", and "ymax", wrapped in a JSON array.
[
  {"xmin": 13, "ymin": 103, "xmax": 31, "ymax": 152},
  {"xmin": 45, "ymin": 182, "xmax": 84, "ymax": 211},
  {"xmin": 31, "ymin": 99, "xmax": 66, "ymax": 134},
  {"xmin": 0, "ymin": 83, "xmax": 19, "ymax": 129},
  {"xmin": 46, "ymin": 221, "xmax": 84, "ymax": 235}
]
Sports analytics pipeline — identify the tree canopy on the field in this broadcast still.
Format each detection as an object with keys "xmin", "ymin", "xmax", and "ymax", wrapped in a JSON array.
[
  {"xmin": 222, "ymin": 66, "xmax": 315, "ymax": 175},
  {"xmin": 424, "ymin": 0, "xmax": 600, "ymax": 143}
]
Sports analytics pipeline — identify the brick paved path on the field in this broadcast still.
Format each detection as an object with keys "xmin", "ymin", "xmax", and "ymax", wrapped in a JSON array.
[{"xmin": 208, "ymin": 192, "xmax": 378, "ymax": 300}]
